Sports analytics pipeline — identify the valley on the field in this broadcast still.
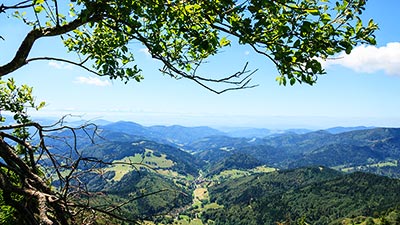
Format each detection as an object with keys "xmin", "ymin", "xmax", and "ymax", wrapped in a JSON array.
[{"xmin": 37, "ymin": 121, "xmax": 400, "ymax": 224}]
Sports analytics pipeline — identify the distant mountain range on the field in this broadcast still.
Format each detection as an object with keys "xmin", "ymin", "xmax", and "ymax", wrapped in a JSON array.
[
  {"xmin": 0, "ymin": 115, "xmax": 376, "ymax": 137},
  {"xmin": 38, "ymin": 119, "xmax": 399, "ymax": 178},
  {"xmin": 325, "ymin": 126, "xmax": 375, "ymax": 134}
]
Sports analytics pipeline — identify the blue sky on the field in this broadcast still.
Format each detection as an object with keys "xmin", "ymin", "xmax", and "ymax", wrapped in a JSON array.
[{"xmin": 1, "ymin": 0, "xmax": 400, "ymax": 129}]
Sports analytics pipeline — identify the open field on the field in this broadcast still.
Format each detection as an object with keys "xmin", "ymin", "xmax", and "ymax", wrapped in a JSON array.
[
  {"xmin": 105, "ymin": 149, "xmax": 175, "ymax": 181},
  {"xmin": 193, "ymin": 188, "xmax": 208, "ymax": 202},
  {"xmin": 212, "ymin": 165, "xmax": 277, "ymax": 181},
  {"xmin": 336, "ymin": 160, "xmax": 398, "ymax": 173},
  {"xmin": 251, "ymin": 165, "xmax": 277, "ymax": 173}
]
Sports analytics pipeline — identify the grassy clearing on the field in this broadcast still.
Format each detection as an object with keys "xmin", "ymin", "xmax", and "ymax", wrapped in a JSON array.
[
  {"xmin": 212, "ymin": 169, "xmax": 250, "ymax": 181},
  {"xmin": 194, "ymin": 188, "xmax": 209, "ymax": 202},
  {"xmin": 339, "ymin": 217, "xmax": 381, "ymax": 225},
  {"xmin": 172, "ymin": 217, "xmax": 204, "ymax": 225},
  {"xmin": 179, "ymin": 215, "xmax": 190, "ymax": 221},
  {"xmin": 189, "ymin": 219, "xmax": 203, "ymax": 225},
  {"xmin": 192, "ymin": 201, "xmax": 202, "ymax": 209},
  {"xmin": 107, "ymin": 164, "xmax": 133, "ymax": 181},
  {"xmin": 157, "ymin": 169, "xmax": 179, "ymax": 177},
  {"xmin": 105, "ymin": 149, "xmax": 175, "ymax": 181},
  {"xmin": 337, "ymin": 160, "xmax": 398, "ymax": 173},
  {"xmin": 192, "ymin": 187, "xmax": 210, "ymax": 211},
  {"xmin": 138, "ymin": 216, "xmax": 204, "ymax": 225},
  {"xmin": 251, "ymin": 165, "xmax": 277, "ymax": 173},
  {"xmin": 139, "ymin": 221, "xmax": 155, "ymax": 225},
  {"xmin": 203, "ymin": 202, "xmax": 223, "ymax": 210},
  {"xmin": 141, "ymin": 149, "xmax": 175, "ymax": 168},
  {"xmin": 371, "ymin": 160, "xmax": 398, "ymax": 167},
  {"xmin": 212, "ymin": 166, "xmax": 276, "ymax": 182}
]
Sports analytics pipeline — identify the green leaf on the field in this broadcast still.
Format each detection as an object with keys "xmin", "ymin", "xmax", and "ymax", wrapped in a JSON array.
[
  {"xmin": 321, "ymin": 13, "xmax": 331, "ymax": 23},
  {"xmin": 134, "ymin": 75, "xmax": 143, "ymax": 82},
  {"xmin": 326, "ymin": 47, "xmax": 335, "ymax": 55},
  {"xmin": 69, "ymin": 10, "xmax": 76, "ymax": 17},
  {"xmin": 219, "ymin": 37, "xmax": 231, "ymax": 47},
  {"xmin": 36, "ymin": 101, "xmax": 46, "ymax": 110},
  {"xmin": 276, "ymin": 76, "xmax": 286, "ymax": 86},
  {"xmin": 345, "ymin": 45, "xmax": 353, "ymax": 54},
  {"xmin": 290, "ymin": 78, "xmax": 296, "ymax": 86},
  {"xmin": 6, "ymin": 80, "xmax": 15, "ymax": 91},
  {"xmin": 355, "ymin": 18, "xmax": 363, "ymax": 33},
  {"xmin": 34, "ymin": 5, "xmax": 44, "ymax": 13},
  {"xmin": 305, "ymin": 9, "xmax": 319, "ymax": 16},
  {"xmin": 368, "ymin": 37, "xmax": 377, "ymax": 45}
]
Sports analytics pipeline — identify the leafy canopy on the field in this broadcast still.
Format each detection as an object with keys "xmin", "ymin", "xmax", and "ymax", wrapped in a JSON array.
[{"xmin": 0, "ymin": 0, "xmax": 377, "ymax": 92}]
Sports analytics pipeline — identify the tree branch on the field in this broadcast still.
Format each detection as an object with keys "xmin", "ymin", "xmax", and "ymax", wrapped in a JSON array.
[
  {"xmin": 26, "ymin": 57, "xmax": 102, "ymax": 75},
  {"xmin": 0, "ymin": 1, "xmax": 33, "ymax": 13},
  {"xmin": 0, "ymin": 13, "xmax": 102, "ymax": 77}
]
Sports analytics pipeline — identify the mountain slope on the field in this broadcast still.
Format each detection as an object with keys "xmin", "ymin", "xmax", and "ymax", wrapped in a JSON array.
[
  {"xmin": 207, "ymin": 153, "xmax": 263, "ymax": 176},
  {"xmin": 288, "ymin": 143, "xmax": 385, "ymax": 168},
  {"xmin": 205, "ymin": 167, "xmax": 400, "ymax": 224},
  {"xmin": 197, "ymin": 128, "xmax": 400, "ymax": 177},
  {"xmin": 80, "ymin": 140, "xmax": 201, "ymax": 176},
  {"xmin": 79, "ymin": 170, "xmax": 191, "ymax": 219}
]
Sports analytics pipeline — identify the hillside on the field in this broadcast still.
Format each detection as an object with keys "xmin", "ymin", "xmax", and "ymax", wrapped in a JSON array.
[
  {"xmin": 204, "ymin": 167, "xmax": 400, "ymax": 224},
  {"xmin": 192, "ymin": 127, "xmax": 400, "ymax": 178},
  {"xmin": 77, "ymin": 170, "xmax": 192, "ymax": 220},
  {"xmin": 79, "ymin": 139, "xmax": 201, "ymax": 177},
  {"xmin": 207, "ymin": 153, "xmax": 263, "ymax": 176}
]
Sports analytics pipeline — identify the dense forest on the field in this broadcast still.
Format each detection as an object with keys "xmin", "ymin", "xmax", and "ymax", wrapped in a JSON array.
[{"xmin": 205, "ymin": 167, "xmax": 400, "ymax": 224}]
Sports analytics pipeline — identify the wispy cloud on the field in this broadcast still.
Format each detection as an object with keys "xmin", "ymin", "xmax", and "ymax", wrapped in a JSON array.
[
  {"xmin": 323, "ymin": 42, "xmax": 400, "ymax": 76},
  {"xmin": 74, "ymin": 76, "xmax": 111, "ymax": 87},
  {"xmin": 48, "ymin": 61, "xmax": 73, "ymax": 70}
]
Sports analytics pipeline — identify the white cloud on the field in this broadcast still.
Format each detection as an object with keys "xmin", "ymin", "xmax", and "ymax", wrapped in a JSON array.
[
  {"xmin": 323, "ymin": 42, "xmax": 400, "ymax": 76},
  {"xmin": 139, "ymin": 48, "xmax": 151, "ymax": 57},
  {"xmin": 74, "ymin": 76, "xmax": 111, "ymax": 87},
  {"xmin": 48, "ymin": 61, "xmax": 73, "ymax": 70}
]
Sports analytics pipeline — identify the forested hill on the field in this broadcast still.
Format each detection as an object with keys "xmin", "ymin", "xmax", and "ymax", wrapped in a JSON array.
[
  {"xmin": 205, "ymin": 167, "xmax": 400, "ymax": 224},
  {"xmin": 190, "ymin": 127, "xmax": 400, "ymax": 178}
]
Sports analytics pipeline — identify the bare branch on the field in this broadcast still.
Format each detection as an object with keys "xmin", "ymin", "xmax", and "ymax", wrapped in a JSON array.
[
  {"xmin": 158, "ymin": 57, "xmax": 259, "ymax": 94},
  {"xmin": 0, "ymin": 1, "xmax": 33, "ymax": 13},
  {"xmin": 27, "ymin": 56, "xmax": 102, "ymax": 75}
]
